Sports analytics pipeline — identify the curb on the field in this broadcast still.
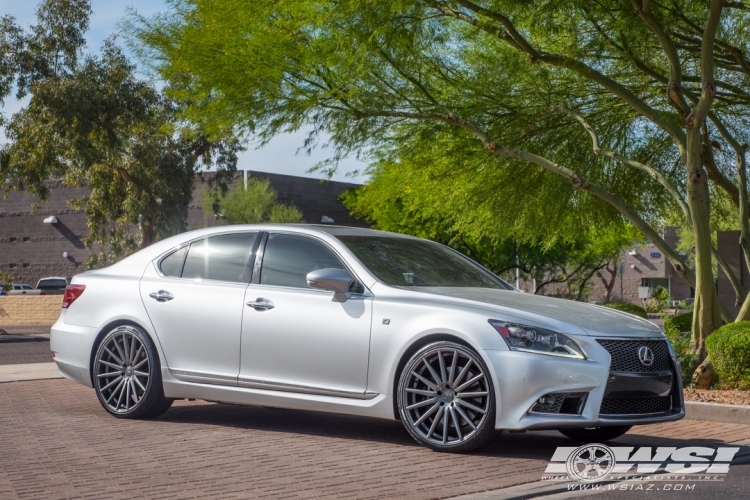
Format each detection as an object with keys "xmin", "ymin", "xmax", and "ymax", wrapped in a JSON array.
[
  {"xmin": 0, "ymin": 362, "xmax": 62, "ymax": 384},
  {"xmin": 685, "ymin": 401, "xmax": 750, "ymax": 425}
]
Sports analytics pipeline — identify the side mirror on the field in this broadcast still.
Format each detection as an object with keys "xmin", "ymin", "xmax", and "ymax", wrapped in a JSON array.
[{"xmin": 307, "ymin": 268, "xmax": 355, "ymax": 302}]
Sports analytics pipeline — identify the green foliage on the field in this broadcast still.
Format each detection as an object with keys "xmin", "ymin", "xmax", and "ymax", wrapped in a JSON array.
[
  {"xmin": 602, "ymin": 302, "xmax": 648, "ymax": 319},
  {"xmin": 666, "ymin": 330, "xmax": 699, "ymax": 387},
  {"xmin": 127, "ymin": 0, "xmax": 750, "ymax": 348},
  {"xmin": 202, "ymin": 178, "xmax": 303, "ymax": 225},
  {"xmin": 663, "ymin": 313, "xmax": 698, "ymax": 385},
  {"xmin": 341, "ymin": 165, "xmax": 639, "ymax": 300},
  {"xmin": 664, "ymin": 313, "xmax": 694, "ymax": 337},
  {"xmin": 1, "ymin": 2, "xmax": 240, "ymax": 265},
  {"xmin": 0, "ymin": 271, "xmax": 13, "ymax": 292},
  {"xmin": 706, "ymin": 322, "xmax": 750, "ymax": 389},
  {"xmin": 652, "ymin": 286, "xmax": 671, "ymax": 304}
]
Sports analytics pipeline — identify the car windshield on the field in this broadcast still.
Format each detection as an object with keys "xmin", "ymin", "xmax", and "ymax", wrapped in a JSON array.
[{"xmin": 336, "ymin": 235, "xmax": 512, "ymax": 289}]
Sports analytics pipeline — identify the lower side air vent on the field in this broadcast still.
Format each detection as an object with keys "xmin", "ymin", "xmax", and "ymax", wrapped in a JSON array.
[{"xmin": 531, "ymin": 392, "xmax": 587, "ymax": 415}]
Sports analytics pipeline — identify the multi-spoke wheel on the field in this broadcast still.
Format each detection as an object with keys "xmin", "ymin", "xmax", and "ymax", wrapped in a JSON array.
[
  {"xmin": 93, "ymin": 325, "xmax": 172, "ymax": 419},
  {"xmin": 397, "ymin": 341, "xmax": 495, "ymax": 452},
  {"xmin": 558, "ymin": 425, "xmax": 632, "ymax": 443}
]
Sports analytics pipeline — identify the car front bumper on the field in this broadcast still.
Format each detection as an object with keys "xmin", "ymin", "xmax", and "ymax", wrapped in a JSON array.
[{"xmin": 482, "ymin": 337, "xmax": 685, "ymax": 431}]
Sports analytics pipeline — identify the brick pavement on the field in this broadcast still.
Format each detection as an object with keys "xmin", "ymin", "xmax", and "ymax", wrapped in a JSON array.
[{"xmin": 1, "ymin": 379, "xmax": 749, "ymax": 500}]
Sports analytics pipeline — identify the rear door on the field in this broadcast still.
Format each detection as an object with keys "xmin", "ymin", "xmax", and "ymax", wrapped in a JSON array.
[{"xmin": 140, "ymin": 231, "xmax": 259, "ymax": 384}]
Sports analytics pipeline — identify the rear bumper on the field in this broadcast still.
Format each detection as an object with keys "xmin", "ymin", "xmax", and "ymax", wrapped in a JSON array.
[{"xmin": 50, "ymin": 317, "xmax": 99, "ymax": 388}]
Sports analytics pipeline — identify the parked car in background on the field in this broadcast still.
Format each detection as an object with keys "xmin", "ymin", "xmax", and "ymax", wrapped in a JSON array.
[
  {"xmin": 36, "ymin": 277, "xmax": 71, "ymax": 294},
  {"xmin": 0, "ymin": 283, "xmax": 34, "ymax": 295},
  {"xmin": 51, "ymin": 225, "xmax": 684, "ymax": 452}
]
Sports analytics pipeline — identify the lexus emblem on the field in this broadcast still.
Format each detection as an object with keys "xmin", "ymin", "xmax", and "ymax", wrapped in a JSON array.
[{"xmin": 637, "ymin": 346, "xmax": 654, "ymax": 366}]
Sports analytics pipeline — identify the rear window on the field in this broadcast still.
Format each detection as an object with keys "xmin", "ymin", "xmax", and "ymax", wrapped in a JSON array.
[{"xmin": 37, "ymin": 279, "xmax": 68, "ymax": 289}]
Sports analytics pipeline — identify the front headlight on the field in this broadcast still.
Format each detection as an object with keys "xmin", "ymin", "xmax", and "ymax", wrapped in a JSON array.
[{"xmin": 488, "ymin": 320, "xmax": 586, "ymax": 360}]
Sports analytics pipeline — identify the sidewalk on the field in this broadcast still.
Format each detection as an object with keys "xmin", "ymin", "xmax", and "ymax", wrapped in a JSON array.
[
  {"xmin": 0, "ymin": 324, "xmax": 51, "ymax": 339},
  {"xmin": 0, "ymin": 362, "xmax": 61, "ymax": 383}
]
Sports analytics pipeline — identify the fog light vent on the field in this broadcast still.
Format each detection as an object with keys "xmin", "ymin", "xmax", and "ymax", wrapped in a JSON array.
[{"xmin": 530, "ymin": 392, "xmax": 587, "ymax": 415}]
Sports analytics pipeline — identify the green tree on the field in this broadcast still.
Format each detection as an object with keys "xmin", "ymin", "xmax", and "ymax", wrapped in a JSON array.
[
  {"xmin": 129, "ymin": 0, "xmax": 750, "ymax": 384},
  {"xmin": 343, "ymin": 171, "xmax": 638, "ymax": 301},
  {"xmin": 0, "ymin": 271, "xmax": 13, "ymax": 292},
  {"xmin": 1, "ymin": 1, "xmax": 240, "ymax": 264},
  {"xmin": 202, "ymin": 178, "xmax": 304, "ymax": 224}
]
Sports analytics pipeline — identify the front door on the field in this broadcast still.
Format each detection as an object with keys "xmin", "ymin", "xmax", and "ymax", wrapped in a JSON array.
[
  {"xmin": 239, "ymin": 233, "xmax": 372, "ymax": 396},
  {"xmin": 140, "ymin": 232, "xmax": 258, "ymax": 383}
]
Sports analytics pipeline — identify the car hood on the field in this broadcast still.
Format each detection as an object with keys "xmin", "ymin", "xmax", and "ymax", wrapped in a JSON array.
[{"xmin": 410, "ymin": 287, "xmax": 662, "ymax": 337}]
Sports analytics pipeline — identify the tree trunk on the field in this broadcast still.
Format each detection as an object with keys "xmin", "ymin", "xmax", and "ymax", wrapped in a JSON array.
[
  {"xmin": 685, "ymin": 127, "xmax": 722, "ymax": 377},
  {"xmin": 692, "ymin": 357, "xmax": 713, "ymax": 389},
  {"xmin": 140, "ymin": 218, "xmax": 155, "ymax": 249}
]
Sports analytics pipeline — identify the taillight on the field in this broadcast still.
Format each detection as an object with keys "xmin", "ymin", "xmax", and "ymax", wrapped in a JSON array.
[{"xmin": 62, "ymin": 284, "xmax": 86, "ymax": 309}]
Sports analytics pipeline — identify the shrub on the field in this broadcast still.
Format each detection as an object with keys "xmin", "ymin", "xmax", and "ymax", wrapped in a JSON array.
[
  {"xmin": 652, "ymin": 285, "xmax": 671, "ymax": 303},
  {"xmin": 663, "ymin": 312, "xmax": 693, "ymax": 337},
  {"xmin": 602, "ymin": 301, "xmax": 647, "ymax": 318},
  {"xmin": 644, "ymin": 297, "xmax": 662, "ymax": 313},
  {"xmin": 663, "ymin": 313, "xmax": 696, "ymax": 385},
  {"xmin": 0, "ymin": 271, "xmax": 12, "ymax": 292},
  {"xmin": 706, "ymin": 321, "xmax": 750, "ymax": 389}
]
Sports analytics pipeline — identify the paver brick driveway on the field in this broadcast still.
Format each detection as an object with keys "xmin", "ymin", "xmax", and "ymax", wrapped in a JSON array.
[{"xmin": 1, "ymin": 379, "xmax": 750, "ymax": 499}]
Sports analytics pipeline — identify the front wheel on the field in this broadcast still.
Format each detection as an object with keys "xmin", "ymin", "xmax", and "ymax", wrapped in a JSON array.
[
  {"xmin": 93, "ymin": 325, "xmax": 172, "ymax": 419},
  {"xmin": 397, "ymin": 341, "xmax": 496, "ymax": 452},
  {"xmin": 558, "ymin": 425, "xmax": 632, "ymax": 443}
]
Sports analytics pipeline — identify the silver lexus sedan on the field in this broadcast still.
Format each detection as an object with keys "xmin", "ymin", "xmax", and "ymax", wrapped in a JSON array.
[{"xmin": 51, "ymin": 225, "xmax": 684, "ymax": 452}]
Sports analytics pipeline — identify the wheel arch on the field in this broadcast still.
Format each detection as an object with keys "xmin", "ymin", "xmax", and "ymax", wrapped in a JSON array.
[
  {"xmin": 88, "ymin": 319, "xmax": 159, "ymax": 387},
  {"xmin": 391, "ymin": 333, "xmax": 477, "ymax": 420}
]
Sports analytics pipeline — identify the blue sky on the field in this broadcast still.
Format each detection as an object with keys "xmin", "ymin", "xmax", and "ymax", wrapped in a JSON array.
[{"xmin": 0, "ymin": 0, "xmax": 366, "ymax": 183}]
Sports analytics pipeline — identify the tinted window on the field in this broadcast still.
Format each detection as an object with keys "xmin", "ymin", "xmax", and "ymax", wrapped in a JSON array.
[
  {"xmin": 182, "ymin": 232, "xmax": 258, "ymax": 283},
  {"xmin": 37, "ymin": 279, "xmax": 68, "ymax": 289},
  {"xmin": 337, "ymin": 236, "xmax": 510, "ymax": 289},
  {"xmin": 261, "ymin": 234, "xmax": 345, "ymax": 288},
  {"xmin": 159, "ymin": 246, "xmax": 187, "ymax": 277}
]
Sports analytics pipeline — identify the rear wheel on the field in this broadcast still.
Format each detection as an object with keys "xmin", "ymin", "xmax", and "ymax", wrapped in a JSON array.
[
  {"xmin": 397, "ymin": 341, "xmax": 496, "ymax": 452},
  {"xmin": 93, "ymin": 325, "xmax": 172, "ymax": 419},
  {"xmin": 558, "ymin": 425, "xmax": 632, "ymax": 443}
]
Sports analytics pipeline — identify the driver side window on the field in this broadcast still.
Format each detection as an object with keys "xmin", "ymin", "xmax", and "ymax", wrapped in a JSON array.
[{"xmin": 260, "ymin": 234, "xmax": 345, "ymax": 289}]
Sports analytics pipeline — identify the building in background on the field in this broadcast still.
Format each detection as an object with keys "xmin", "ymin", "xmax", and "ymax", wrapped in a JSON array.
[
  {"xmin": 0, "ymin": 171, "xmax": 363, "ymax": 287},
  {"xmin": 717, "ymin": 230, "xmax": 750, "ymax": 317}
]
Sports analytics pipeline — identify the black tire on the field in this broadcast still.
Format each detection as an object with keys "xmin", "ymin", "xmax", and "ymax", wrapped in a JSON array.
[
  {"xmin": 558, "ymin": 425, "xmax": 632, "ymax": 443},
  {"xmin": 93, "ymin": 324, "xmax": 172, "ymax": 419},
  {"xmin": 397, "ymin": 341, "xmax": 496, "ymax": 453}
]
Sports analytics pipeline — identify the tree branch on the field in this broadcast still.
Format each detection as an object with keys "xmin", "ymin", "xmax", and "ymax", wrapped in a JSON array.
[
  {"xmin": 630, "ymin": 0, "xmax": 691, "ymax": 114},
  {"xmin": 426, "ymin": 0, "xmax": 688, "ymax": 154}
]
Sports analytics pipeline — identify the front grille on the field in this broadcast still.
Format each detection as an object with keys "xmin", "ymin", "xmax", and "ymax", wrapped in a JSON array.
[
  {"xmin": 600, "ymin": 396, "xmax": 672, "ymax": 415},
  {"xmin": 597, "ymin": 339, "xmax": 671, "ymax": 372}
]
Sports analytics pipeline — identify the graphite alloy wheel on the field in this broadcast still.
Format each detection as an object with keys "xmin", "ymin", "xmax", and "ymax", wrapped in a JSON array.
[
  {"xmin": 93, "ymin": 325, "xmax": 172, "ymax": 419},
  {"xmin": 558, "ymin": 425, "xmax": 632, "ymax": 443},
  {"xmin": 398, "ymin": 341, "xmax": 496, "ymax": 452}
]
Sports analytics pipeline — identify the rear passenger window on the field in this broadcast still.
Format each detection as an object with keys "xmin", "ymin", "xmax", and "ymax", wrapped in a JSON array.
[
  {"xmin": 159, "ymin": 246, "xmax": 187, "ymax": 277},
  {"xmin": 182, "ymin": 232, "xmax": 258, "ymax": 283}
]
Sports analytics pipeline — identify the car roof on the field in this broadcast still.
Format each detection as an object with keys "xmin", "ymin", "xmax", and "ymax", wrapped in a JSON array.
[
  {"xmin": 96, "ymin": 224, "xmax": 420, "ymax": 278},
  {"xmin": 282, "ymin": 224, "xmax": 416, "ymax": 239}
]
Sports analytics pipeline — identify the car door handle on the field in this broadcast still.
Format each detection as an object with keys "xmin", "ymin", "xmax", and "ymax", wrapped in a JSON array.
[
  {"xmin": 149, "ymin": 290, "xmax": 174, "ymax": 302},
  {"xmin": 247, "ymin": 298, "xmax": 274, "ymax": 311}
]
